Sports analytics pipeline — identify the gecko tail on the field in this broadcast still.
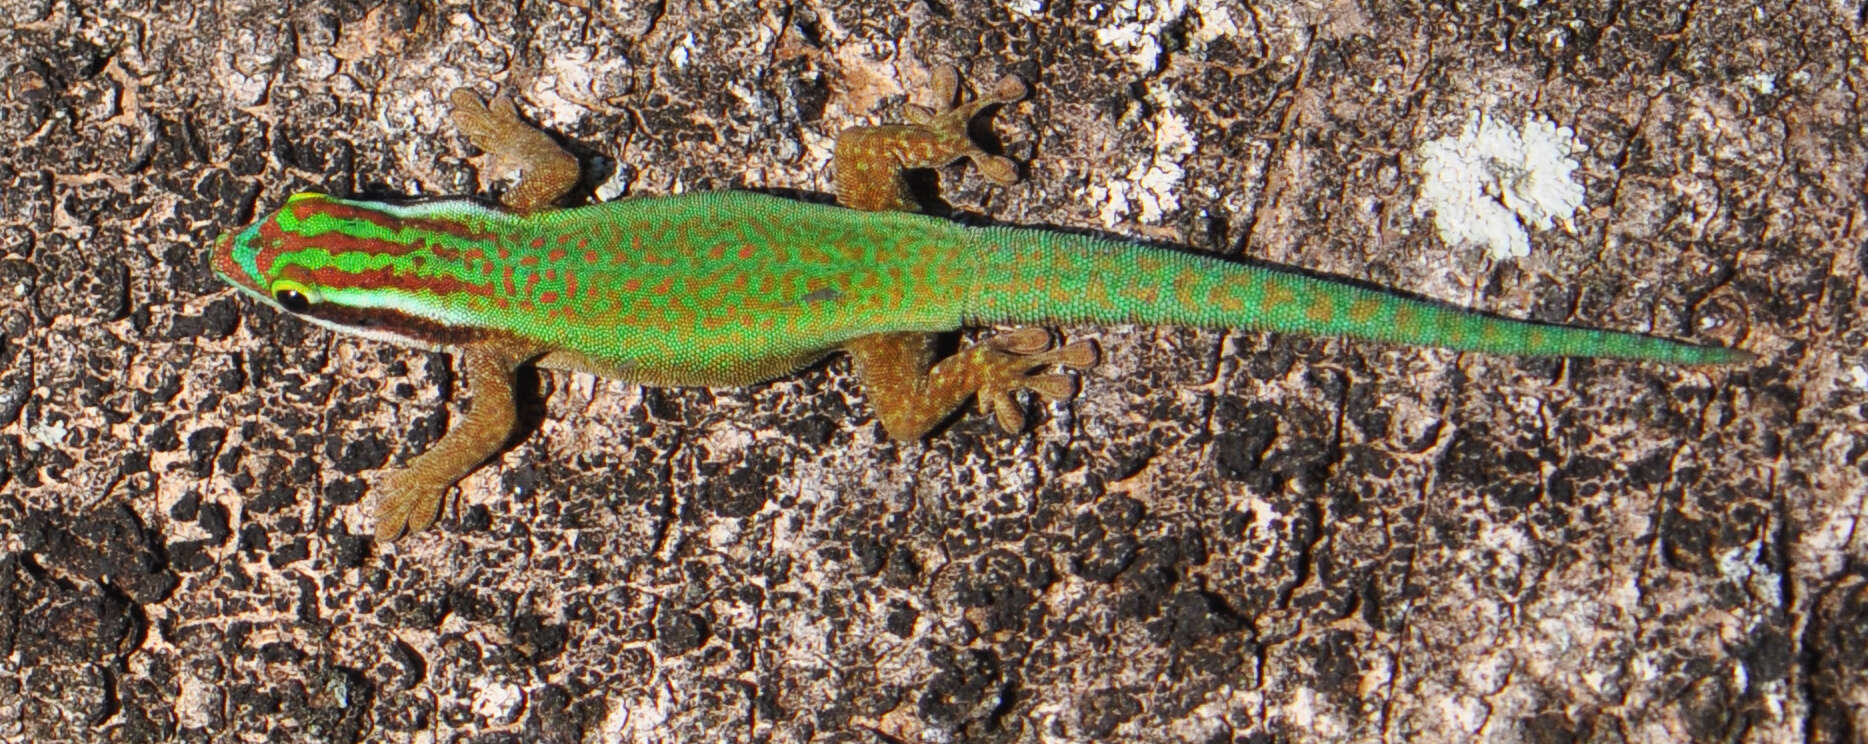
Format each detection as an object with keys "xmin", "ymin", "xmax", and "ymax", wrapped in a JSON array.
[{"xmin": 966, "ymin": 228, "xmax": 1753, "ymax": 366}]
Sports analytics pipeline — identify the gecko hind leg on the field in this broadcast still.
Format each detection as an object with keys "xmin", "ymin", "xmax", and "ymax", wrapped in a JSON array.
[
  {"xmin": 833, "ymin": 66, "xmax": 1027, "ymax": 212},
  {"xmin": 845, "ymin": 329, "xmax": 1099, "ymax": 440},
  {"xmin": 448, "ymin": 88, "xmax": 582, "ymax": 213}
]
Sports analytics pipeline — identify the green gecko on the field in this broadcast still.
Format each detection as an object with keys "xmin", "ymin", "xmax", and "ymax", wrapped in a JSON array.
[{"xmin": 211, "ymin": 68, "xmax": 1753, "ymax": 541}]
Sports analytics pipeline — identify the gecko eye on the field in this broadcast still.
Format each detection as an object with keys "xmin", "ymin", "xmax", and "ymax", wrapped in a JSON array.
[
  {"xmin": 269, "ymin": 279, "xmax": 318, "ymax": 313},
  {"xmin": 275, "ymin": 289, "xmax": 311, "ymax": 313}
]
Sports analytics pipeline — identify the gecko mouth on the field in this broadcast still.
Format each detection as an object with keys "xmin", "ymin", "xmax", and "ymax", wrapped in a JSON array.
[
  {"xmin": 294, "ymin": 303, "xmax": 492, "ymax": 348},
  {"xmin": 210, "ymin": 232, "xmax": 240, "ymax": 283}
]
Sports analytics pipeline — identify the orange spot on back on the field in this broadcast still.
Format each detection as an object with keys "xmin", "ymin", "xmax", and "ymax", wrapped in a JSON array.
[
  {"xmin": 1305, "ymin": 295, "xmax": 1335, "ymax": 324},
  {"xmin": 1347, "ymin": 298, "xmax": 1381, "ymax": 324},
  {"xmin": 1172, "ymin": 268, "xmax": 1199, "ymax": 309},
  {"xmin": 1441, "ymin": 313, "xmax": 1467, "ymax": 343},
  {"xmin": 1081, "ymin": 278, "xmax": 1112, "ymax": 309},
  {"xmin": 1261, "ymin": 278, "xmax": 1297, "ymax": 313},
  {"xmin": 1210, "ymin": 273, "xmax": 1250, "ymax": 312}
]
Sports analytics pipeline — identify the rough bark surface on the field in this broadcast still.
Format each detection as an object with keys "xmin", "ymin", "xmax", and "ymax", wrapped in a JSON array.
[{"xmin": 1, "ymin": 1, "xmax": 1863, "ymax": 742}]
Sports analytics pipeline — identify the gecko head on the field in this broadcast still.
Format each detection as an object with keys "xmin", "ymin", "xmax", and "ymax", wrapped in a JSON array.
[
  {"xmin": 210, "ymin": 192, "xmax": 496, "ymax": 349},
  {"xmin": 211, "ymin": 192, "xmax": 336, "ymax": 307}
]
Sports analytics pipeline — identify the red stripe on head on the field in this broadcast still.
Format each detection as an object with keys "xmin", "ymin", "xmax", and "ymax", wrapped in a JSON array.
[
  {"xmin": 284, "ymin": 197, "xmax": 500, "ymax": 262},
  {"xmin": 300, "ymin": 265, "xmax": 491, "ymax": 300},
  {"xmin": 253, "ymin": 216, "xmax": 292, "ymax": 280}
]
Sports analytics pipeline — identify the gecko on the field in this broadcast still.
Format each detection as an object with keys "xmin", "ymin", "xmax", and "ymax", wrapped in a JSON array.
[{"xmin": 210, "ymin": 68, "xmax": 1753, "ymax": 541}]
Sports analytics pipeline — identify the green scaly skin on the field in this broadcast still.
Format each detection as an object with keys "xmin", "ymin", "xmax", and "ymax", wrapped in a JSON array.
[{"xmin": 211, "ymin": 71, "xmax": 1752, "ymax": 541}]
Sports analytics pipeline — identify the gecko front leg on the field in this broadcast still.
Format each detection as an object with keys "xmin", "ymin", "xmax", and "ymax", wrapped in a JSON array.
[
  {"xmin": 370, "ymin": 91, "xmax": 586, "ymax": 541},
  {"xmin": 448, "ymin": 88, "xmax": 582, "ymax": 213},
  {"xmin": 374, "ymin": 345, "xmax": 535, "ymax": 541}
]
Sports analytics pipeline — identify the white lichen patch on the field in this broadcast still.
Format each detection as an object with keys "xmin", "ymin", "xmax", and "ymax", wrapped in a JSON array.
[
  {"xmin": 25, "ymin": 414, "xmax": 67, "ymax": 452},
  {"xmin": 1005, "ymin": 0, "xmax": 1045, "ymax": 16},
  {"xmin": 1739, "ymin": 71, "xmax": 1778, "ymax": 95},
  {"xmin": 1718, "ymin": 544, "xmax": 1783, "ymax": 609},
  {"xmin": 470, "ymin": 678, "xmax": 525, "ymax": 723},
  {"xmin": 669, "ymin": 33, "xmax": 698, "ymax": 69},
  {"xmin": 594, "ymin": 159, "xmax": 633, "ymax": 201},
  {"xmin": 1092, "ymin": 0, "xmax": 1246, "ymax": 73},
  {"xmin": 1412, "ymin": 111, "xmax": 1586, "ymax": 261},
  {"xmin": 1093, "ymin": 0, "xmax": 1182, "ymax": 73},
  {"xmin": 1092, "ymin": 107, "xmax": 1197, "ymax": 226}
]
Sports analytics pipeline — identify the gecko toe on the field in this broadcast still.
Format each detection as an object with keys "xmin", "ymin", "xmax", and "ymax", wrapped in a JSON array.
[
  {"xmin": 1046, "ymin": 339, "xmax": 1099, "ymax": 370},
  {"xmin": 1023, "ymin": 373, "xmax": 1077, "ymax": 402},
  {"xmin": 374, "ymin": 499, "xmax": 413, "ymax": 543},
  {"xmin": 987, "ymin": 327, "xmax": 1054, "ymax": 354},
  {"xmin": 375, "ymin": 472, "xmax": 447, "ymax": 542},
  {"xmin": 930, "ymin": 65, "xmax": 962, "ymax": 107},
  {"xmin": 986, "ymin": 75, "xmax": 1028, "ymax": 105},
  {"xmin": 985, "ymin": 392, "xmax": 1028, "ymax": 433},
  {"xmin": 976, "ymin": 155, "xmax": 1019, "ymax": 185}
]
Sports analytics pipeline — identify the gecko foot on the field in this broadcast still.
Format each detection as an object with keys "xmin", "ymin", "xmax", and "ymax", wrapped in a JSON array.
[
  {"xmin": 447, "ymin": 87, "xmax": 581, "ymax": 212},
  {"xmin": 374, "ymin": 469, "xmax": 449, "ymax": 542},
  {"xmin": 904, "ymin": 66, "xmax": 1028, "ymax": 185},
  {"xmin": 833, "ymin": 65, "xmax": 1029, "ymax": 211},
  {"xmin": 973, "ymin": 328, "xmax": 1100, "ymax": 433}
]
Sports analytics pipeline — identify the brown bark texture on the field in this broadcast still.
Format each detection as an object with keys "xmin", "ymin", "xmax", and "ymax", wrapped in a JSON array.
[{"xmin": 0, "ymin": 1, "xmax": 1863, "ymax": 742}]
